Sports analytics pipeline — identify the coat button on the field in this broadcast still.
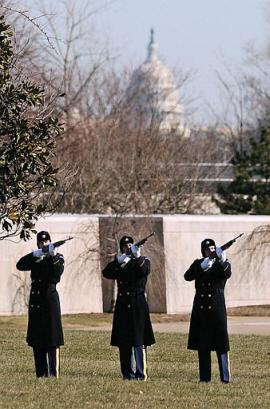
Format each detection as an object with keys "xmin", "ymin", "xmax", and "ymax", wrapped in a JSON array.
[
  {"xmin": 30, "ymin": 305, "xmax": 34, "ymax": 308},
  {"xmin": 208, "ymin": 294, "xmax": 212, "ymax": 297},
  {"xmin": 119, "ymin": 293, "xmax": 122, "ymax": 296},
  {"xmin": 208, "ymin": 306, "xmax": 212, "ymax": 309},
  {"xmin": 201, "ymin": 294, "xmax": 204, "ymax": 297},
  {"xmin": 200, "ymin": 305, "xmax": 203, "ymax": 309},
  {"xmin": 126, "ymin": 292, "xmax": 130, "ymax": 295},
  {"xmin": 31, "ymin": 291, "xmax": 35, "ymax": 295},
  {"xmin": 37, "ymin": 305, "xmax": 40, "ymax": 308},
  {"xmin": 119, "ymin": 281, "xmax": 123, "ymax": 284},
  {"xmin": 208, "ymin": 283, "xmax": 211, "ymax": 286},
  {"xmin": 127, "ymin": 304, "xmax": 131, "ymax": 308}
]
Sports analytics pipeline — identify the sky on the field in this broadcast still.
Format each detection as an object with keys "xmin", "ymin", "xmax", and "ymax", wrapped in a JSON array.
[{"xmin": 21, "ymin": 0, "xmax": 269, "ymax": 123}]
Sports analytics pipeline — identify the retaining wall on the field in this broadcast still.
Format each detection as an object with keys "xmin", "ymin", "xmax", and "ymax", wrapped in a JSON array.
[{"xmin": 0, "ymin": 214, "xmax": 269, "ymax": 315}]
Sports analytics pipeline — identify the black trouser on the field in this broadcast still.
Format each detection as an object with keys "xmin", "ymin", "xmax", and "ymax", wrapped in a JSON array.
[
  {"xmin": 33, "ymin": 347, "xmax": 60, "ymax": 378},
  {"xmin": 198, "ymin": 350, "xmax": 231, "ymax": 383},
  {"xmin": 119, "ymin": 345, "xmax": 148, "ymax": 380}
]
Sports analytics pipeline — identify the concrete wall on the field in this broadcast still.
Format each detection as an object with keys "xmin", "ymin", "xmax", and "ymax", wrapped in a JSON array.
[
  {"xmin": 163, "ymin": 215, "xmax": 270, "ymax": 313},
  {"xmin": 0, "ymin": 214, "xmax": 270, "ymax": 315},
  {"xmin": 1, "ymin": 215, "xmax": 103, "ymax": 315},
  {"xmin": 98, "ymin": 215, "xmax": 166, "ymax": 313}
]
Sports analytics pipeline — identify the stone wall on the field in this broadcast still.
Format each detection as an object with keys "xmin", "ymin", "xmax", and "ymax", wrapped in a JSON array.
[
  {"xmin": 0, "ymin": 214, "xmax": 270, "ymax": 315},
  {"xmin": 163, "ymin": 215, "xmax": 270, "ymax": 312}
]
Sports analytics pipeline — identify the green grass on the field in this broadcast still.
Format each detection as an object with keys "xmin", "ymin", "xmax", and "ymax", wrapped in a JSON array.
[{"xmin": 0, "ymin": 319, "xmax": 269, "ymax": 409}]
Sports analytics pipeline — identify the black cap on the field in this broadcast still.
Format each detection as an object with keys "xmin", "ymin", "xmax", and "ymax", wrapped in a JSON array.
[
  {"xmin": 201, "ymin": 238, "xmax": 216, "ymax": 256},
  {"xmin": 119, "ymin": 235, "xmax": 133, "ymax": 252},
  {"xmin": 37, "ymin": 231, "xmax": 51, "ymax": 244}
]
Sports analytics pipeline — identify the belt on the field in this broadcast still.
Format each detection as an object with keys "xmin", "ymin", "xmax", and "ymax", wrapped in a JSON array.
[
  {"xmin": 31, "ymin": 281, "xmax": 56, "ymax": 290},
  {"xmin": 117, "ymin": 291, "xmax": 144, "ymax": 297},
  {"xmin": 196, "ymin": 288, "xmax": 224, "ymax": 294}
]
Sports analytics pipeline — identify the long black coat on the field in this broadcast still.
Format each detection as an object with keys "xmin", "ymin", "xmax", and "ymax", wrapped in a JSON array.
[
  {"xmin": 103, "ymin": 256, "xmax": 155, "ymax": 347},
  {"xmin": 184, "ymin": 257, "xmax": 231, "ymax": 352},
  {"xmin": 16, "ymin": 252, "xmax": 64, "ymax": 348}
]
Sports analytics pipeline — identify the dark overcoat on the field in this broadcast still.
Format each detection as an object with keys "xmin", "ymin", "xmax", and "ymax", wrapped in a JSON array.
[
  {"xmin": 184, "ymin": 257, "xmax": 231, "ymax": 352},
  {"xmin": 102, "ymin": 256, "xmax": 155, "ymax": 347},
  {"xmin": 16, "ymin": 252, "xmax": 64, "ymax": 348}
]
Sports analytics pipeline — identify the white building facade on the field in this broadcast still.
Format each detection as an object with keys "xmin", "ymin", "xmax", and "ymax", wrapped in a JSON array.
[{"xmin": 126, "ymin": 29, "xmax": 186, "ymax": 134}]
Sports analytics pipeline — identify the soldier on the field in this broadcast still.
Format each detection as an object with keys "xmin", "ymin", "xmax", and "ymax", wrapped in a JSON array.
[
  {"xmin": 102, "ymin": 235, "xmax": 155, "ymax": 381},
  {"xmin": 16, "ymin": 231, "xmax": 64, "ymax": 378},
  {"xmin": 184, "ymin": 238, "xmax": 232, "ymax": 383}
]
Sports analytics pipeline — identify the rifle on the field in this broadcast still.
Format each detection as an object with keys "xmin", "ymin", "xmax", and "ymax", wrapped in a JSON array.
[
  {"xmin": 41, "ymin": 237, "xmax": 74, "ymax": 253},
  {"xmin": 220, "ymin": 233, "xmax": 244, "ymax": 250},
  {"xmin": 134, "ymin": 232, "xmax": 155, "ymax": 247},
  {"xmin": 207, "ymin": 233, "xmax": 243, "ymax": 260},
  {"xmin": 52, "ymin": 237, "xmax": 74, "ymax": 248}
]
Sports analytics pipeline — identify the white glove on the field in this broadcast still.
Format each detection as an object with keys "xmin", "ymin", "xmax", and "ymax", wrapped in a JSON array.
[
  {"xmin": 33, "ymin": 249, "xmax": 43, "ymax": 258},
  {"xmin": 117, "ymin": 253, "xmax": 131, "ymax": 268},
  {"xmin": 131, "ymin": 244, "xmax": 140, "ymax": 258},
  {"xmin": 200, "ymin": 257, "xmax": 214, "ymax": 271},
  {"xmin": 48, "ymin": 243, "xmax": 55, "ymax": 256},
  {"xmin": 216, "ymin": 247, "xmax": 226, "ymax": 262}
]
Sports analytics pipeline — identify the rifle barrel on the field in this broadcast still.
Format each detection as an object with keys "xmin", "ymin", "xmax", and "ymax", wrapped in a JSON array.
[
  {"xmin": 220, "ymin": 233, "xmax": 244, "ymax": 251},
  {"xmin": 53, "ymin": 237, "xmax": 73, "ymax": 248},
  {"xmin": 135, "ymin": 232, "xmax": 155, "ymax": 247}
]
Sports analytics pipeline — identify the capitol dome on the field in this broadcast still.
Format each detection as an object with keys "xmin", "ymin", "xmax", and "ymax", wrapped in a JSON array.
[{"xmin": 126, "ymin": 29, "xmax": 185, "ymax": 134}]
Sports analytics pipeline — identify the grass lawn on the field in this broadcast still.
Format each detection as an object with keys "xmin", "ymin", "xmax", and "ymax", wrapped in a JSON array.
[{"xmin": 0, "ymin": 316, "xmax": 269, "ymax": 409}]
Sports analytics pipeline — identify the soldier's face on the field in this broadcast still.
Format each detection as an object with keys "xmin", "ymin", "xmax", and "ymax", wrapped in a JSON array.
[
  {"xmin": 204, "ymin": 245, "xmax": 216, "ymax": 257},
  {"xmin": 38, "ymin": 240, "xmax": 50, "ymax": 249},
  {"xmin": 122, "ymin": 243, "xmax": 132, "ymax": 254}
]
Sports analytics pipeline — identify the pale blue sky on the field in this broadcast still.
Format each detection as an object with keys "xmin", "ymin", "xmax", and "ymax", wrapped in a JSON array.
[{"xmin": 22, "ymin": 0, "xmax": 269, "ymax": 123}]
